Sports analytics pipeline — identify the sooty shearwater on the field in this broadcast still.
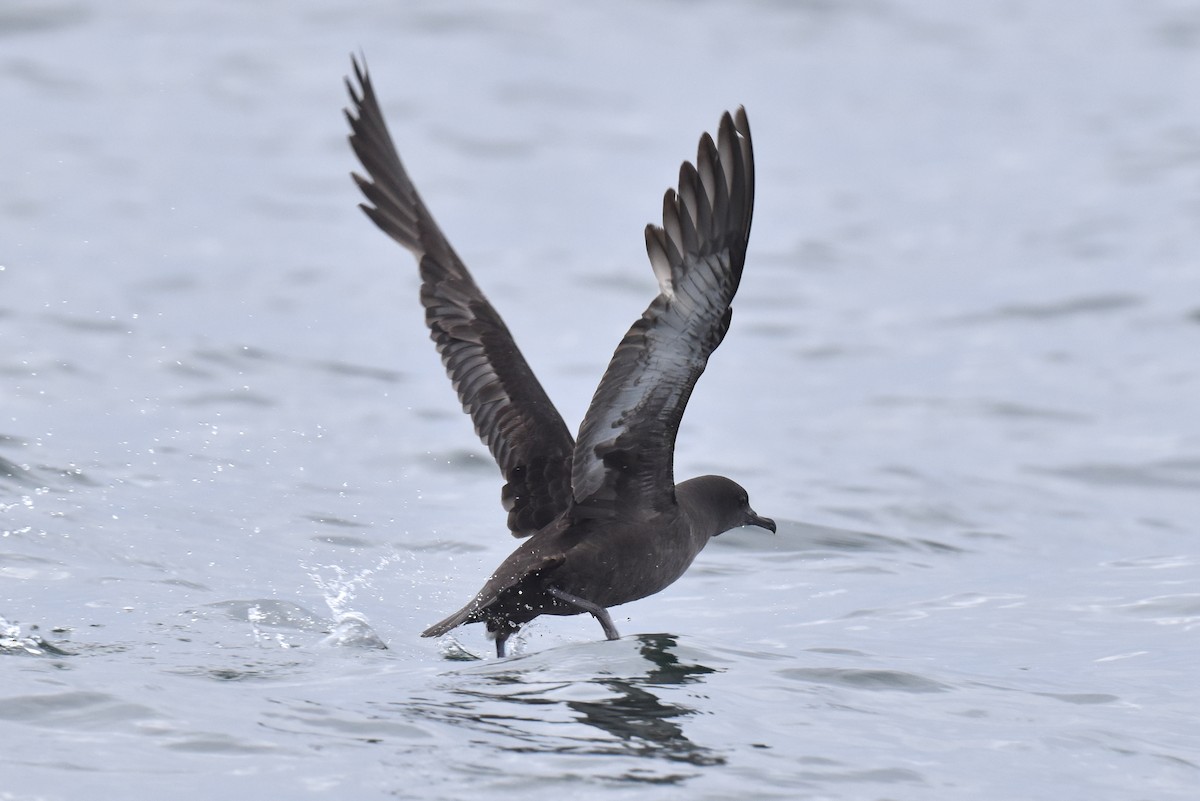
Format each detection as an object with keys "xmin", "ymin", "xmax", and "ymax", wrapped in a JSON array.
[{"xmin": 344, "ymin": 57, "xmax": 775, "ymax": 657}]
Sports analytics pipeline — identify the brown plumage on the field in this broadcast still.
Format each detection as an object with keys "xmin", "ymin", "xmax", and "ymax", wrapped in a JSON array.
[{"xmin": 345, "ymin": 56, "xmax": 774, "ymax": 657}]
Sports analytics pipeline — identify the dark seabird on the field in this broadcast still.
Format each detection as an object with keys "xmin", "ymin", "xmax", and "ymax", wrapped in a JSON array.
[{"xmin": 344, "ymin": 57, "xmax": 775, "ymax": 657}]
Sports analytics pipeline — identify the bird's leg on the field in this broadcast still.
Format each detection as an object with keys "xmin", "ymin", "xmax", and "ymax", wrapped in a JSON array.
[
  {"xmin": 488, "ymin": 619, "xmax": 519, "ymax": 658},
  {"xmin": 548, "ymin": 587, "xmax": 620, "ymax": 641}
]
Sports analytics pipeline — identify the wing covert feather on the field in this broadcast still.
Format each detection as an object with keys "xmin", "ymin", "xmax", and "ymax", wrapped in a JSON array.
[
  {"xmin": 571, "ymin": 109, "xmax": 755, "ymax": 518},
  {"xmin": 345, "ymin": 57, "xmax": 574, "ymax": 536}
]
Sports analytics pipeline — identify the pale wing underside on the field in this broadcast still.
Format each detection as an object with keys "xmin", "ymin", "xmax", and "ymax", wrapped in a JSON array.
[{"xmin": 571, "ymin": 109, "xmax": 755, "ymax": 518}]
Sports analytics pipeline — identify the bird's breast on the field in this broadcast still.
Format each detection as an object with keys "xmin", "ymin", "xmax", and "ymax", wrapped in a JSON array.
[{"xmin": 556, "ymin": 524, "xmax": 707, "ymax": 608}]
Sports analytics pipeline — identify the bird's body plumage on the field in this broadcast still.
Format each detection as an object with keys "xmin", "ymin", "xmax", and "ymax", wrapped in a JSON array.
[{"xmin": 345, "ymin": 57, "xmax": 773, "ymax": 656}]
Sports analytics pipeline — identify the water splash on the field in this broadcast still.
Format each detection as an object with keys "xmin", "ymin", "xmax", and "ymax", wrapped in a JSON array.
[
  {"xmin": 0, "ymin": 615, "xmax": 70, "ymax": 656},
  {"xmin": 303, "ymin": 553, "xmax": 403, "ymax": 650}
]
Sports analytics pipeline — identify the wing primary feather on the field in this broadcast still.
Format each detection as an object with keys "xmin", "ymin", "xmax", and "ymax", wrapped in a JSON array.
[
  {"xmin": 345, "ymin": 56, "xmax": 576, "ymax": 536},
  {"xmin": 570, "ymin": 107, "xmax": 755, "ymax": 516}
]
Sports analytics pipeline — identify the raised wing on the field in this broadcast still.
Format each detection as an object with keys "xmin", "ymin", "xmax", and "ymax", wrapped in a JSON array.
[
  {"xmin": 344, "ymin": 57, "xmax": 575, "ymax": 536},
  {"xmin": 570, "ymin": 109, "xmax": 754, "ymax": 519}
]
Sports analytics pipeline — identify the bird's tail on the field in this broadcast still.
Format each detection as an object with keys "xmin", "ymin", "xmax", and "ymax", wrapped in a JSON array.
[{"xmin": 420, "ymin": 603, "xmax": 480, "ymax": 638}]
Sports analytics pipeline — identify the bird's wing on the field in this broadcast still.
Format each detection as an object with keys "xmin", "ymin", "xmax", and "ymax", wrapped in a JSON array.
[
  {"xmin": 345, "ymin": 57, "xmax": 575, "ymax": 536},
  {"xmin": 570, "ymin": 108, "xmax": 755, "ymax": 519}
]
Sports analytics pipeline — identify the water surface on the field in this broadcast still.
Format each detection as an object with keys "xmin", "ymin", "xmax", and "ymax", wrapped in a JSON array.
[{"xmin": 3, "ymin": 1, "xmax": 1199, "ymax": 799}]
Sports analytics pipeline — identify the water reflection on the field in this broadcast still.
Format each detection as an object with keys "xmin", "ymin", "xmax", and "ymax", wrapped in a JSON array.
[
  {"xmin": 406, "ymin": 634, "xmax": 724, "ymax": 778},
  {"xmin": 555, "ymin": 635, "xmax": 722, "ymax": 768}
]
